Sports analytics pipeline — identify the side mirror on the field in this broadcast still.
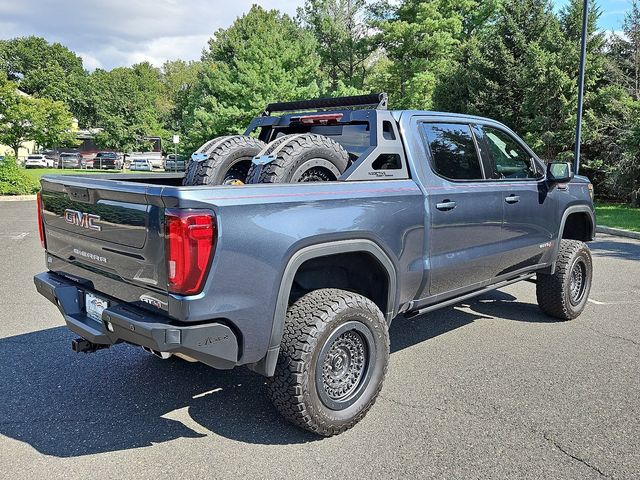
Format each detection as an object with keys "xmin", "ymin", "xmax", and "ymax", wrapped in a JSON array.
[{"xmin": 547, "ymin": 161, "xmax": 574, "ymax": 184}]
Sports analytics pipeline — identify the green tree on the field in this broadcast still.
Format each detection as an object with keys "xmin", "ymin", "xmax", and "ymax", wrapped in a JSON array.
[
  {"xmin": 30, "ymin": 97, "xmax": 78, "ymax": 150},
  {"xmin": 433, "ymin": 0, "xmax": 606, "ymax": 161},
  {"xmin": 0, "ymin": 74, "xmax": 76, "ymax": 156},
  {"xmin": 0, "ymin": 36, "xmax": 87, "ymax": 120},
  {"xmin": 298, "ymin": 0, "xmax": 370, "ymax": 92},
  {"xmin": 162, "ymin": 60, "xmax": 202, "ymax": 130},
  {"xmin": 0, "ymin": 36, "xmax": 84, "ymax": 82},
  {"xmin": 435, "ymin": 0, "xmax": 560, "ymax": 129},
  {"xmin": 606, "ymin": 0, "xmax": 640, "ymax": 100},
  {"xmin": 368, "ymin": 0, "xmax": 499, "ymax": 109},
  {"xmin": 86, "ymin": 66, "xmax": 166, "ymax": 153},
  {"xmin": 182, "ymin": 5, "xmax": 321, "ymax": 152}
]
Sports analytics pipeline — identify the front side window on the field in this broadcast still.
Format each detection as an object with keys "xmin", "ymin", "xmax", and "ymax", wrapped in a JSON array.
[
  {"xmin": 422, "ymin": 123, "xmax": 483, "ymax": 180},
  {"xmin": 482, "ymin": 127, "xmax": 539, "ymax": 179}
]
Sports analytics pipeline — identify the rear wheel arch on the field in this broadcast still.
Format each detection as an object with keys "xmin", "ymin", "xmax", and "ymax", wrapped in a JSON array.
[
  {"xmin": 252, "ymin": 240, "xmax": 397, "ymax": 377},
  {"xmin": 290, "ymin": 251, "xmax": 391, "ymax": 315}
]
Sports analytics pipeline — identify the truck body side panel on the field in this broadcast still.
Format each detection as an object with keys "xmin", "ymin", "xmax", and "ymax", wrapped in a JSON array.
[
  {"xmin": 164, "ymin": 179, "xmax": 425, "ymax": 363},
  {"xmin": 40, "ymin": 177, "xmax": 426, "ymax": 365}
]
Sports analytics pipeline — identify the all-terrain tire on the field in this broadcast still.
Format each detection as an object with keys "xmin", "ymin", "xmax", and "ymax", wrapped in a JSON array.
[
  {"xmin": 183, "ymin": 135, "xmax": 266, "ymax": 186},
  {"xmin": 268, "ymin": 288, "xmax": 390, "ymax": 437},
  {"xmin": 246, "ymin": 133, "xmax": 349, "ymax": 184},
  {"xmin": 536, "ymin": 239, "xmax": 593, "ymax": 320}
]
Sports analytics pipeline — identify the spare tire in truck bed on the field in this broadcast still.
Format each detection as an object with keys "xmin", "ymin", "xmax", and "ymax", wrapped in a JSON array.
[
  {"xmin": 246, "ymin": 133, "xmax": 349, "ymax": 184},
  {"xmin": 183, "ymin": 135, "xmax": 266, "ymax": 186}
]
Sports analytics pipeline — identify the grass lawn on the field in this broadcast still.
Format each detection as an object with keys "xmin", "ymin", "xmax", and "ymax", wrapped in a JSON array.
[
  {"xmin": 595, "ymin": 202, "xmax": 640, "ymax": 232},
  {"xmin": 22, "ymin": 168, "xmax": 155, "ymax": 181},
  {"xmin": 22, "ymin": 168, "xmax": 124, "ymax": 181}
]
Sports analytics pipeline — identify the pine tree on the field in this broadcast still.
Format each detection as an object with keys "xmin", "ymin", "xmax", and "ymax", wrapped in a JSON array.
[
  {"xmin": 298, "ymin": 0, "xmax": 370, "ymax": 93},
  {"xmin": 182, "ymin": 6, "xmax": 321, "ymax": 152}
]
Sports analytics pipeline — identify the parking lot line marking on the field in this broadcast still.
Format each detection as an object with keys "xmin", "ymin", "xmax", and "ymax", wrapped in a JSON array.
[
  {"xmin": 0, "ymin": 232, "xmax": 29, "ymax": 240},
  {"xmin": 588, "ymin": 299, "xmax": 607, "ymax": 305},
  {"xmin": 193, "ymin": 387, "xmax": 222, "ymax": 399},
  {"xmin": 161, "ymin": 406, "xmax": 212, "ymax": 436},
  {"xmin": 589, "ymin": 298, "xmax": 640, "ymax": 306}
]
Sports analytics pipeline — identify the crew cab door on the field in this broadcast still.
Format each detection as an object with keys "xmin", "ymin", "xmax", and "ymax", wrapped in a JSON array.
[
  {"xmin": 419, "ymin": 122, "xmax": 504, "ymax": 296},
  {"xmin": 474, "ymin": 125, "xmax": 556, "ymax": 273}
]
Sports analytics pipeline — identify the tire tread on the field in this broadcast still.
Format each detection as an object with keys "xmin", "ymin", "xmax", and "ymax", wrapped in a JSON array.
[
  {"xmin": 183, "ymin": 135, "xmax": 265, "ymax": 186},
  {"xmin": 246, "ymin": 134, "xmax": 349, "ymax": 184},
  {"xmin": 536, "ymin": 239, "xmax": 592, "ymax": 320},
  {"xmin": 267, "ymin": 288, "xmax": 389, "ymax": 436}
]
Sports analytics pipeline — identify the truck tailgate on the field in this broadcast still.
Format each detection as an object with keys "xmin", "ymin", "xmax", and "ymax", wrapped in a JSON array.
[{"xmin": 39, "ymin": 176, "xmax": 168, "ymax": 298}]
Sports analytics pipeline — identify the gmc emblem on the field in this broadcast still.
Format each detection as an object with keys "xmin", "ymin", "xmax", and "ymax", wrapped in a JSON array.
[{"xmin": 64, "ymin": 209, "xmax": 102, "ymax": 231}]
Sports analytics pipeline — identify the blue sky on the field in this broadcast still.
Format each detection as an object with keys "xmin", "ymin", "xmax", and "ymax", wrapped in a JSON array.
[{"xmin": 554, "ymin": 0, "xmax": 631, "ymax": 31}]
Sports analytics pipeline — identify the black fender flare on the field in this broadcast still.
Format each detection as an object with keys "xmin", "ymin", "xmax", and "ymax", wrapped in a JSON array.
[{"xmin": 249, "ymin": 239, "xmax": 397, "ymax": 377}]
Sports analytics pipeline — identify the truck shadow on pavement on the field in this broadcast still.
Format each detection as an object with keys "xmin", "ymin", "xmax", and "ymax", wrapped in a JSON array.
[
  {"xmin": 589, "ymin": 237, "xmax": 640, "ymax": 261},
  {"xmin": 0, "ymin": 291, "xmax": 556, "ymax": 457}
]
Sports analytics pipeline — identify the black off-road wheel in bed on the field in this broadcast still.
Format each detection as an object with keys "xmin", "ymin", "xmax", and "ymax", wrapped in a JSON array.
[
  {"xmin": 536, "ymin": 239, "xmax": 593, "ymax": 320},
  {"xmin": 246, "ymin": 133, "xmax": 349, "ymax": 184},
  {"xmin": 183, "ymin": 135, "xmax": 266, "ymax": 186},
  {"xmin": 268, "ymin": 288, "xmax": 390, "ymax": 436}
]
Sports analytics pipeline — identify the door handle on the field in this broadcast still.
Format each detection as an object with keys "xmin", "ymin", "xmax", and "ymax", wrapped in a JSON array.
[
  {"xmin": 505, "ymin": 195, "xmax": 520, "ymax": 204},
  {"xmin": 436, "ymin": 200, "xmax": 457, "ymax": 211}
]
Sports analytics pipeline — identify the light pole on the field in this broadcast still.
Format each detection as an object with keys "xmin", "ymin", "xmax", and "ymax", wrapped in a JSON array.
[
  {"xmin": 172, "ymin": 134, "xmax": 180, "ymax": 173},
  {"xmin": 574, "ymin": 0, "xmax": 589, "ymax": 175}
]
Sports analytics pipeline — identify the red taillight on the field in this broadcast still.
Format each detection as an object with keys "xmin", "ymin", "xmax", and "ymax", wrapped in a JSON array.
[
  {"xmin": 36, "ymin": 191, "xmax": 45, "ymax": 248},
  {"xmin": 165, "ymin": 210, "xmax": 216, "ymax": 295}
]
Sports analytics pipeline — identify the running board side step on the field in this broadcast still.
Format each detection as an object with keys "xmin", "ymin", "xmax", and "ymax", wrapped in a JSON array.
[{"xmin": 404, "ymin": 273, "xmax": 536, "ymax": 319}]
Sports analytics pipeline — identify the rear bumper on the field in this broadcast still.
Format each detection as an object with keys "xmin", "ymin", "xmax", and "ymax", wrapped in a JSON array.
[{"xmin": 34, "ymin": 271, "xmax": 239, "ymax": 369}]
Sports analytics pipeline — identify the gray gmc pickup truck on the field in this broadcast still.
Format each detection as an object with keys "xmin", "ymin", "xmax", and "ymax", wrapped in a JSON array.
[{"xmin": 34, "ymin": 94, "xmax": 595, "ymax": 436}]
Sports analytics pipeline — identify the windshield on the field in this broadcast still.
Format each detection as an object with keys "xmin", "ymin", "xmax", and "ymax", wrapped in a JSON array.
[{"xmin": 97, "ymin": 152, "xmax": 117, "ymax": 158}]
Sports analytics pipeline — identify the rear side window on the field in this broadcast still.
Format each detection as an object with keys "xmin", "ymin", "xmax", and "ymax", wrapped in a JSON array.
[
  {"xmin": 274, "ymin": 124, "xmax": 372, "ymax": 159},
  {"xmin": 309, "ymin": 124, "xmax": 371, "ymax": 158},
  {"xmin": 422, "ymin": 123, "xmax": 483, "ymax": 180},
  {"xmin": 481, "ymin": 127, "xmax": 539, "ymax": 179}
]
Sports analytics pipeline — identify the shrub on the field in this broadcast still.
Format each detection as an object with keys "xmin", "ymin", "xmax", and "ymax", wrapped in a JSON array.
[{"xmin": 0, "ymin": 155, "xmax": 40, "ymax": 195}]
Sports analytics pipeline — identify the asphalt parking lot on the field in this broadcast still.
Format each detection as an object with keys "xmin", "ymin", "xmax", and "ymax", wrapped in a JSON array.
[{"xmin": 0, "ymin": 199, "xmax": 638, "ymax": 479}]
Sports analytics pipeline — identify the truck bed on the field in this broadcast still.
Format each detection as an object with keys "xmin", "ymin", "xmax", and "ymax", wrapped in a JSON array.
[{"xmin": 38, "ymin": 173, "xmax": 424, "ymax": 367}]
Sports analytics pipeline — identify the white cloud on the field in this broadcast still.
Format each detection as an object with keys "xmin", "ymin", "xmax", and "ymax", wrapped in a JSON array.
[
  {"xmin": 0, "ymin": 0, "xmax": 304, "ymax": 70},
  {"xmin": 77, "ymin": 52, "xmax": 103, "ymax": 70}
]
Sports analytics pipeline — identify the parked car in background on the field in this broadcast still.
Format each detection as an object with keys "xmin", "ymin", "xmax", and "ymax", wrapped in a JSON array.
[
  {"xmin": 25, "ymin": 154, "xmax": 54, "ymax": 168},
  {"xmin": 128, "ymin": 159, "xmax": 152, "ymax": 171},
  {"xmin": 126, "ymin": 137, "xmax": 163, "ymax": 169},
  {"xmin": 41, "ymin": 150, "xmax": 60, "ymax": 166},
  {"xmin": 57, "ymin": 152, "xmax": 83, "ymax": 169},
  {"xmin": 93, "ymin": 152, "xmax": 123, "ymax": 170},
  {"xmin": 164, "ymin": 154, "xmax": 185, "ymax": 171}
]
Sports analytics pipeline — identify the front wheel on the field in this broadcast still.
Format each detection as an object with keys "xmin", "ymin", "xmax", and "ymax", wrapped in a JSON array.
[
  {"xmin": 536, "ymin": 239, "xmax": 593, "ymax": 320},
  {"xmin": 268, "ymin": 289, "xmax": 389, "ymax": 436}
]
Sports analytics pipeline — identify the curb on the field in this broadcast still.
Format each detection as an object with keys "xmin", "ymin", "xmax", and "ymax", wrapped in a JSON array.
[
  {"xmin": 0, "ymin": 194, "xmax": 37, "ymax": 202},
  {"xmin": 596, "ymin": 226, "xmax": 640, "ymax": 240}
]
